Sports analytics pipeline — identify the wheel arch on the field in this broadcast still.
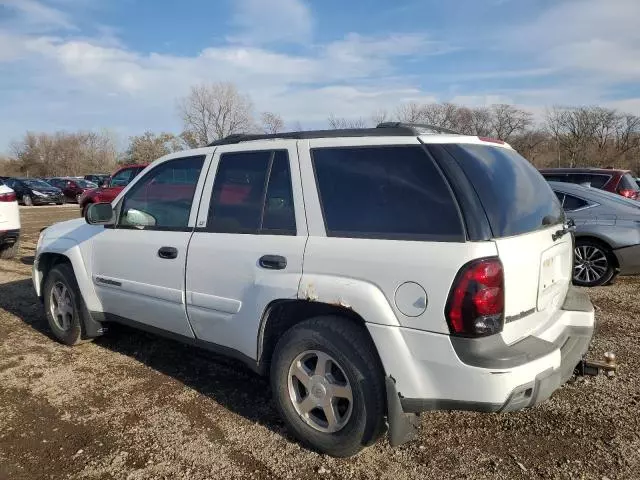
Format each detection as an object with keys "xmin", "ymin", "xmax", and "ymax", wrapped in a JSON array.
[{"xmin": 257, "ymin": 300, "xmax": 384, "ymax": 376}]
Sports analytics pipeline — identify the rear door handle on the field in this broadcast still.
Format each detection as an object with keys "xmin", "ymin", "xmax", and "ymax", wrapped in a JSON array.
[
  {"xmin": 158, "ymin": 246, "xmax": 178, "ymax": 260},
  {"xmin": 259, "ymin": 255, "xmax": 287, "ymax": 270}
]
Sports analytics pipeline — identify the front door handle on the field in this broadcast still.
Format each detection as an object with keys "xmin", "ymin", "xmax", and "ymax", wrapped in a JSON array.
[
  {"xmin": 259, "ymin": 255, "xmax": 287, "ymax": 270},
  {"xmin": 158, "ymin": 246, "xmax": 178, "ymax": 260}
]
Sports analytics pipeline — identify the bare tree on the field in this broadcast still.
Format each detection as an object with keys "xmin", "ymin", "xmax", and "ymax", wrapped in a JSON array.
[
  {"xmin": 490, "ymin": 104, "xmax": 533, "ymax": 142},
  {"xmin": 327, "ymin": 114, "xmax": 368, "ymax": 129},
  {"xmin": 290, "ymin": 120, "xmax": 304, "ymax": 131},
  {"xmin": 261, "ymin": 112, "xmax": 285, "ymax": 134},
  {"xmin": 8, "ymin": 131, "xmax": 118, "ymax": 177},
  {"xmin": 371, "ymin": 109, "xmax": 391, "ymax": 126},
  {"xmin": 178, "ymin": 82, "xmax": 255, "ymax": 145},
  {"xmin": 395, "ymin": 102, "xmax": 425, "ymax": 123},
  {"xmin": 125, "ymin": 132, "xmax": 183, "ymax": 165}
]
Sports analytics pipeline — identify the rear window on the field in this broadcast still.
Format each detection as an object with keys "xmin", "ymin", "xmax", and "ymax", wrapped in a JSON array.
[
  {"xmin": 619, "ymin": 173, "xmax": 640, "ymax": 192},
  {"xmin": 312, "ymin": 146, "xmax": 464, "ymax": 241},
  {"xmin": 440, "ymin": 144, "xmax": 564, "ymax": 237}
]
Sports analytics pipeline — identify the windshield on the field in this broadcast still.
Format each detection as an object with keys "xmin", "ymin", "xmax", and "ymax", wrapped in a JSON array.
[
  {"xmin": 23, "ymin": 179, "xmax": 54, "ymax": 189},
  {"xmin": 440, "ymin": 144, "xmax": 564, "ymax": 237}
]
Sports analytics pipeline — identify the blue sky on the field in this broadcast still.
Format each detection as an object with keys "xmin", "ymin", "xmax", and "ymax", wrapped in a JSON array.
[{"xmin": 0, "ymin": 0, "xmax": 639, "ymax": 152}]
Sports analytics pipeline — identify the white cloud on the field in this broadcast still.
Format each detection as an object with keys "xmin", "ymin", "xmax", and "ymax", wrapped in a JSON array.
[
  {"xmin": 0, "ymin": 0, "xmax": 75, "ymax": 30},
  {"xmin": 228, "ymin": 0, "xmax": 313, "ymax": 45},
  {"xmin": 508, "ymin": 0, "xmax": 640, "ymax": 81}
]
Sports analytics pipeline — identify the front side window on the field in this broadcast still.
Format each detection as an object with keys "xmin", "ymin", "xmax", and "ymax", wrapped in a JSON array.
[
  {"xmin": 312, "ymin": 146, "xmax": 464, "ymax": 240},
  {"xmin": 119, "ymin": 156, "xmax": 205, "ymax": 229},
  {"xmin": 207, "ymin": 150, "xmax": 296, "ymax": 235}
]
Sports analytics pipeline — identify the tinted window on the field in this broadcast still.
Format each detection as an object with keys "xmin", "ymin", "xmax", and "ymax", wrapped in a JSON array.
[
  {"xmin": 208, "ymin": 150, "xmax": 296, "ymax": 235},
  {"xmin": 562, "ymin": 194, "xmax": 589, "ymax": 212},
  {"xmin": 554, "ymin": 192, "xmax": 565, "ymax": 204},
  {"xmin": 24, "ymin": 179, "xmax": 53, "ymax": 189},
  {"xmin": 619, "ymin": 173, "xmax": 640, "ymax": 192},
  {"xmin": 312, "ymin": 146, "xmax": 463, "ymax": 240},
  {"xmin": 440, "ymin": 144, "xmax": 563, "ymax": 237},
  {"xmin": 568, "ymin": 173, "xmax": 610, "ymax": 188},
  {"xmin": 119, "ymin": 156, "xmax": 204, "ymax": 229},
  {"xmin": 542, "ymin": 173, "xmax": 568, "ymax": 183}
]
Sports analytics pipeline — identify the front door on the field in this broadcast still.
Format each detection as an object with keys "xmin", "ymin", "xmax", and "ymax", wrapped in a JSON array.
[
  {"xmin": 91, "ymin": 153, "xmax": 211, "ymax": 337},
  {"xmin": 185, "ymin": 142, "xmax": 307, "ymax": 359}
]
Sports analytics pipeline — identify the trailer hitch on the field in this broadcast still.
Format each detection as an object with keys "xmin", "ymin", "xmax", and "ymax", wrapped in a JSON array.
[{"xmin": 574, "ymin": 352, "xmax": 617, "ymax": 377}]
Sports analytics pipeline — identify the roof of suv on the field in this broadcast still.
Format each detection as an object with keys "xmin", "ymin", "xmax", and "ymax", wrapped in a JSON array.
[
  {"xmin": 207, "ymin": 123, "xmax": 467, "ymax": 147},
  {"xmin": 539, "ymin": 167, "xmax": 630, "ymax": 174}
]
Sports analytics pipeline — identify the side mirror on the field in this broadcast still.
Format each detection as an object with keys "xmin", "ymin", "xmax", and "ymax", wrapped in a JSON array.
[{"xmin": 85, "ymin": 202, "xmax": 115, "ymax": 225}]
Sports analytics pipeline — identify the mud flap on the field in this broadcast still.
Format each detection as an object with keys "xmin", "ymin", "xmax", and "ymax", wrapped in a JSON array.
[{"xmin": 385, "ymin": 376, "xmax": 420, "ymax": 447}]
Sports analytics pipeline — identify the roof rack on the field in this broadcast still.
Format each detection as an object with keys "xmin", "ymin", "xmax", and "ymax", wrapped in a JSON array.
[{"xmin": 207, "ymin": 122, "xmax": 461, "ymax": 147}]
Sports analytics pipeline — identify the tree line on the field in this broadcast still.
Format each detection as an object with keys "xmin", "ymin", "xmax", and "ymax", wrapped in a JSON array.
[{"xmin": 1, "ymin": 81, "xmax": 639, "ymax": 177}]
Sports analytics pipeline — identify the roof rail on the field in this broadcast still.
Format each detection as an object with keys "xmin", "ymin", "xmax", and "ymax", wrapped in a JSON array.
[
  {"xmin": 206, "ymin": 122, "xmax": 461, "ymax": 147},
  {"xmin": 376, "ymin": 122, "xmax": 462, "ymax": 135}
]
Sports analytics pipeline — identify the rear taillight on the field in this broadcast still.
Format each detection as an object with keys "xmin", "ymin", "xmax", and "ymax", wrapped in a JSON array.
[
  {"xmin": 445, "ymin": 258, "xmax": 504, "ymax": 337},
  {"xmin": 0, "ymin": 192, "xmax": 16, "ymax": 202},
  {"xmin": 619, "ymin": 189, "xmax": 639, "ymax": 199}
]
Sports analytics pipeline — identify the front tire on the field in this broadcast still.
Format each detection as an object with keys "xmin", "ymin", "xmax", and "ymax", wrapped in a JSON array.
[
  {"xmin": 573, "ymin": 239, "xmax": 616, "ymax": 287},
  {"xmin": 23, "ymin": 195, "xmax": 33, "ymax": 206},
  {"xmin": 270, "ymin": 316, "xmax": 386, "ymax": 457},
  {"xmin": 43, "ymin": 263, "xmax": 91, "ymax": 345}
]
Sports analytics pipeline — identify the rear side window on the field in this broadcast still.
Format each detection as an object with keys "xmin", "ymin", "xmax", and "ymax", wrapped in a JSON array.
[
  {"xmin": 568, "ymin": 173, "xmax": 610, "ymax": 188},
  {"xmin": 619, "ymin": 173, "xmax": 640, "ymax": 192},
  {"xmin": 437, "ymin": 144, "xmax": 563, "ymax": 237},
  {"xmin": 312, "ymin": 146, "xmax": 464, "ymax": 240},
  {"xmin": 562, "ymin": 194, "xmax": 589, "ymax": 212},
  {"xmin": 207, "ymin": 150, "xmax": 296, "ymax": 235}
]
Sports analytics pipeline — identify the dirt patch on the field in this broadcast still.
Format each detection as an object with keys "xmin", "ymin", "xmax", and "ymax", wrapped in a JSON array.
[{"xmin": 0, "ymin": 207, "xmax": 639, "ymax": 479}]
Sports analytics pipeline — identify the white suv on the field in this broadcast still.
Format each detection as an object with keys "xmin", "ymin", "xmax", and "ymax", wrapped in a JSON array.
[
  {"xmin": 0, "ymin": 180, "xmax": 21, "ymax": 259},
  {"xmin": 32, "ymin": 124, "xmax": 595, "ymax": 457}
]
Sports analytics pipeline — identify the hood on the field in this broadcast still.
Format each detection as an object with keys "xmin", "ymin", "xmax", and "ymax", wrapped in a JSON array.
[{"xmin": 41, "ymin": 217, "xmax": 100, "ymax": 241}]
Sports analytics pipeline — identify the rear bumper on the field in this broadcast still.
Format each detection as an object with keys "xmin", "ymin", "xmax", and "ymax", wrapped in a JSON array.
[
  {"xmin": 0, "ymin": 228, "xmax": 20, "ymax": 248},
  {"xmin": 368, "ymin": 287, "xmax": 594, "ymax": 415},
  {"xmin": 613, "ymin": 244, "xmax": 640, "ymax": 275}
]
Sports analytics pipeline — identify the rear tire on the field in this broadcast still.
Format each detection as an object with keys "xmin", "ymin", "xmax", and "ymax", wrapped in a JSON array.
[
  {"xmin": 270, "ymin": 316, "xmax": 386, "ymax": 457},
  {"xmin": 23, "ymin": 195, "xmax": 33, "ymax": 206},
  {"xmin": 43, "ymin": 263, "xmax": 91, "ymax": 346},
  {"xmin": 0, "ymin": 240, "xmax": 19, "ymax": 259},
  {"xmin": 573, "ymin": 239, "xmax": 616, "ymax": 287}
]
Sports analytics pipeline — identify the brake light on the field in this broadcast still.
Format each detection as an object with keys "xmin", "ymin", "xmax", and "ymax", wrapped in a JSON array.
[
  {"xmin": 0, "ymin": 192, "xmax": 16, "ymax": 202},
  {"xmin": 619, "ymin": 189, "xmax": 638, "ymax": 199},
  {"xmin": 445, "ymin": 258, "xmax": 504, "ymax": 337},
  {"xmin": 478, "ymin": 136, "xmax": 505, "ymax": 145}
]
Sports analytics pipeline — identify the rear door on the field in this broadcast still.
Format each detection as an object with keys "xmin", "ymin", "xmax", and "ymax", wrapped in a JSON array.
[
  {"xmin": 431, "ymin": 143, "xmax": 572, "ymax": 344},
  {"xmin": 185, "ymin": 141, "xmax": 307, "ymax": 359}
]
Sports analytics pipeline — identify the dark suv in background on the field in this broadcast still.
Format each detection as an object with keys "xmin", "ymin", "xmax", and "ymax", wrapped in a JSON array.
[{"xmin": 539, "ymin": 168, "xmax": 640, "ymax": 200}]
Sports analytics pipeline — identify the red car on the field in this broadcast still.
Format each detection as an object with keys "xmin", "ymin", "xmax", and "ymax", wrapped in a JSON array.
[
  {"xmin": 46, "ymin": 177, "xmax": 99, "ymax": 203},
  {"xmin": 539, "ymin": 168, "xmax": 640, "ymax": 200},
  {"xmin": 79, "ymin": 164, "xmax": 147, "ymax": 216}
]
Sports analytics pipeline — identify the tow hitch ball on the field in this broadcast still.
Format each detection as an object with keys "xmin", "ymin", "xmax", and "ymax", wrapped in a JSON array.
[{"xmin": 575, "ymin": 352, "xmax": 617, "ymax": 377}]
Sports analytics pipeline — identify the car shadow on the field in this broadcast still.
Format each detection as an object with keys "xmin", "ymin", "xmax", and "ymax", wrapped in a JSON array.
[
  {"xmin": 20, "ymin": 256, "xmax": 34, "ymax": 266},
  {"xmin": 0, "ymin": 278, "xmax": 287, "ymax": 440}
]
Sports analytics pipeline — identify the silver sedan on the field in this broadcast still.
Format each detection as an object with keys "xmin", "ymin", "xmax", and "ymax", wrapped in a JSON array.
[{"xmin": 549, "ymin": 181, "xmax": 640, "ymax": 287}]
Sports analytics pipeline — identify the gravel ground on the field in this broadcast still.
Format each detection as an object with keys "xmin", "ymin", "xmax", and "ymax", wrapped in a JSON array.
[{"xmin": 0, "ymin": 205, "xmax": 639, "ymax": 480}]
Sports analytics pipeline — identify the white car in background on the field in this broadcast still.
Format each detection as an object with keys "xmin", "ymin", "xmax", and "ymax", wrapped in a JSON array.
[{"xmin": 0, "ymin": 179, "xmax": 21, "ymax": 259}]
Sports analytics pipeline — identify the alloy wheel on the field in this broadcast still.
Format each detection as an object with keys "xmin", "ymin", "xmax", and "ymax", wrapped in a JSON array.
[
  {"xmin": 49, "ymin": 281, "xmax": 74, "ymax": 331},
  {"xmin": 287, "ymin": 350, "xmax": 353, "ymax": 433},
  {"xmin": 574, "ymin": 245, "xmax": 608, "ymax": 284}
]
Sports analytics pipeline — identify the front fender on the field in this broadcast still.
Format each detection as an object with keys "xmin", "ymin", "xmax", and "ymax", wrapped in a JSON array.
[
  {"xmin": 297, "ymin": 274, "xmax": 400, "ymax": 326},
  {"xmin": 35, "ymin": 237, "xmax": 103, "ymax": 313}
]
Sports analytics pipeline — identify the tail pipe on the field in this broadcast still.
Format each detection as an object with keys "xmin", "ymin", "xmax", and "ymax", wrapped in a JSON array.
[{"xmin": 575, "ymin": 352, "xmax": 617, "ymax": 377}]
